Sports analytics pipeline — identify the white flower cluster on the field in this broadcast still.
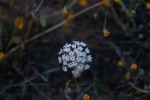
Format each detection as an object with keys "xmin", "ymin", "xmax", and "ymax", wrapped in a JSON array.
[{"xmin": 58, "ymin": 41, "xmax": 92, "ymax": 78}]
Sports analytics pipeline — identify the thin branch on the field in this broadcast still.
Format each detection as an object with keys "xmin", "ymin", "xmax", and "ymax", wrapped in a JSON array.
[
  {"xmin": 0, "ymin": 82, "xmax": 13, "ymax": 96},
  {"xmin": 24, "ymin": 17, "xmax": 34, "ymax": 40},
  {"xmin": 19, "ymin": 68, "xmax": 60, "ymax": 84},
  {"xmin": 34, "ymin": 0, "xmax": 44, "ymax": 14},
  {"xmin": 24, "ymin": 0, "xmax": 44, "ymax": 40},
  {"xmin": 120, "ymin": 1, "xmax": 137, "ymax": 29},
  {"xmin": 110, "ymin": 5, "xmax": 126, "ymax": 31},
  {"xmin": 128, "ymin": 82, "xmax": 149, "ymax": 94},
  {"xmin": 6, "ymin": 1, "xmax": 103, "ymax": 56},
  {"xmin": 103, "ymin": 8, "xmax": 108, "ymax": 29},
  {"xmin": 12, "ymin": 63, "xmax": 49, "ymax": 100},
  {"xmin": 6, "ymin": 31, "xmax": 16, "ymax": 51},
  {"xmin": 108, "ymin": 42, "xmax": 125, "ymax": 60},
  {"xmin": 32, "ymin": 67, "xmax": 48, "ymax": 82}
]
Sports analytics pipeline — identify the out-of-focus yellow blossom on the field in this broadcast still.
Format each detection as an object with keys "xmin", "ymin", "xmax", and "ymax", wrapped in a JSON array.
[
  {"xmin": 61, "ymin": 7, "xmax": 69, "ymax": 17},
  {"xmin": 63, "ymin": 22, "xmax": 70, "ymax": 28},
  {"xmin": 103, "ymin": 29, "xmax": 110, "ymax": 37},
  {"xmin": 114, "ymin": 0, "xmax": 121, "ymax": 4},
  {"xmin": 130, "ymin": 63, "xmax": 137, "ymax": 70},
  {"xmin": 67, "ymin": 13, "xmax": 74, "ymax": 20},
  {"xmin": 83, "ymin": 93, "xmax": 90, "ymax": 100},
  {"xmin": 62, "ymin": 13, "xmax": 74, "ymax": 28},
  {"xmin": 130, "ymin": 10, "xmax": 136, "ymax": 17},
  {"xmin": 0, "ymin": 52, "xmax": 5, "ymax": 60},
  {"xmin": 61, "ymin": 7, "xmax": 74, "ymax": 20},
  {"xmin": 117, "ymin": 59, "xmax": 125, "ymax": 67},
  {"xmin": 146, "ymin": 2, "xmax": 150, "ymax": 10},
  {"xmin": 125, "ymin": 72, "xmax": 131, "ymax": 81},
  {"xmin": 103, "ymin": 0, "xmax": 110, "ymax": 7},
  {"xmin": 79, "ymin": 0, "xmax": 88, "ymax": 7},
  {"xmin": 14, "ymin": 16, "xmax": 24, "ymax": 30}
]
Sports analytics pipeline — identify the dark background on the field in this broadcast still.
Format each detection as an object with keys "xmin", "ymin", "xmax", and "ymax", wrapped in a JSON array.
[{"xmin": 0, "ymin": 0, "xmax": 150, "ymax": 100}]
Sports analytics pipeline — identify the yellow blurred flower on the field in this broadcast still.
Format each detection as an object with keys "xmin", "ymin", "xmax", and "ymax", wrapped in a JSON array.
[
  {"xmin": 130, "ymin": 10, "xmax": 136, "ymax": 17},
  {"xmin": 83, "ymin": 93, "xmax": 90, "ymax": 100},
  {"xmin": 14, "ymin": 16, "xmax": 24, "ymax": 30},
  {"xmin": 0, "ymin": 52, "xmax": 5, "ymax": 60},
  {"xmin": 103, "ymin": 29, "xmax": 110, "ymax": 37},
  {"xmin": 146, "ymin": 2, "xmax": 150, "ymax": 10},
  {"xmin": 62, "ymin": 13, "xmax": 74, "ymax": 28},
  {"xmin": 117, "ymin": 59, "xmax": 125, "ymax": 67},
  {"xmin": 63, "ymin": 22, "xmax": 70, "ymax": 28},
  {"xmin": 61, "ymin": 7, "xmax": 74, "ymax": 20},
  {"xmin": 79, "ymin": 0, "xmax": 88, "ymax": 7},
  {"xmin": 130, "ymin": 63, "xmax": 137, "ymax": 70},
  {"xmin": 61, "ymin": 7, "xmax": 69, "ymax": 17},
  {"xmin": 114, "ymin": 0, "xmax": 121, "ymax": 4},
  {"xmin": 125, "ymin": 72, "xmax": 131, "ymax": 81},
  {"xmin": 103, "ymin": 0, "xmax": 110, "ymax": 7}
]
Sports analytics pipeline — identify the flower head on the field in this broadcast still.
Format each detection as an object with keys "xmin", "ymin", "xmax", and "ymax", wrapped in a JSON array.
[
  {"xmin": 79, "ymin": 0, "xmax": 88, "ymax": 7},
  {"xmin": 103, "ymin": 0, "xmax": 110, "ymax": 7},
  {"xmin": 117, "ymin": 59, "xmax": 125, "ymax": 67},
  {"xmin": 83, "ymin": 93, "xmax": 90, "ymax": 100},
  {"xmin": 130, "ymin": 63, "xmax": 137, "ymax": 70},
  {"xmin": 103, "ymin": 29, "xmax": 110, "ymax": 37},
  {"xmin": 61, "ymin": 6, "xmax": 69, "ymax": 17},
  {"xmin": 14, "ymin": 16, "xmax": 24, "ymax": 30},
  {"xmin": 146, "ymin": 2, "xmax": 150, "ymax": 10},
  {"xmin": 58, "ymin": 41, "xmax": 92, "ymax": 78},
  {"xmin": 131, "ymin": 10, "xmax": 136, "ymax": 17}
]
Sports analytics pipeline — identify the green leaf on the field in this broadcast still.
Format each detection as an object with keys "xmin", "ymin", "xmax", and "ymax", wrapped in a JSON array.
[
  {"xmin": 62, "ymin": 6, "xmax": 68, "ymax": 13},
  {"xmin": 40, "ymin": 15, "xmax": 46, "ymax": 27},
  {"xmin": 118, "ymin": 92, "xmax": 128, "ymax": 100},
  {"xmin": 78, "ymin": 81, "xmax": 87, "ymax": 86}
]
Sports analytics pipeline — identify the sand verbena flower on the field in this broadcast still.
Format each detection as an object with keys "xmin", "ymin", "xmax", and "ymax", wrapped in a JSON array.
[
  {"xmin": 58, "ymin": 41, "xmax": 92, "ymax": 78},
  {"xmin": 79, "ymin": 0, "xmax": 88, "ymax": 7}
]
